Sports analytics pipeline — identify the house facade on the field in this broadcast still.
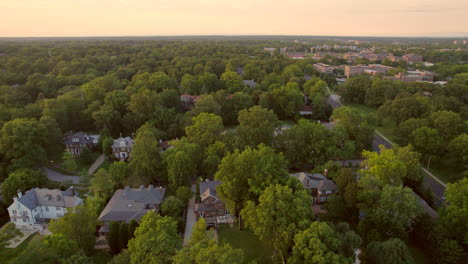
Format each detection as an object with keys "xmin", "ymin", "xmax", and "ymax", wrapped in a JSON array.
[
  {"xmin": 112, "ymin": 137, "xmax": 134, "ymax": 160},
  {"xmin": 8, "ymin": 187, "xmax": 83, "ymax": 228},
  {"xmin": 180, "ymin": 94, "xmax": 200, "ymax": 110},
  {"xmin": 98, "ymin": 185, "xmax": 166, "ymax": 234},
  {"xmin": 290, "ymin": 172, "xmax": 337, "ymax": 204},
  {"xmin": 195, "ymin": 180, "xmax": 230, "ymax": 226},
  {"xmin": 63, "ymin": 132, "xmax": 100, "ymax": 156}
]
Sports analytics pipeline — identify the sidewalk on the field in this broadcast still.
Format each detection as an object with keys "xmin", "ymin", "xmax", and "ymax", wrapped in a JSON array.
[{"xmin": 183, "ymin": 184, "xmax": 197, "ymax": 245}]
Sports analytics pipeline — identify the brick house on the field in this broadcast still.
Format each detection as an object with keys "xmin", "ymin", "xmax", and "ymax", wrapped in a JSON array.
[
  {"xmin": 195, "ymin": 180, "xmax": 231, "ymax": 227},
  {"xmin": 180, "ymin": 94, "xmax": 200, "ymax": 110},
  {"xmin": 112, "ymin": 137, "xmax": 134, "ymax": 161},
  {"xmin": 290, "ymin": 172, "xmax": 337, "ymax": 204},
  {"xmin": 63, "ymin": 132, "xmax": 100, "ymax": 156}
]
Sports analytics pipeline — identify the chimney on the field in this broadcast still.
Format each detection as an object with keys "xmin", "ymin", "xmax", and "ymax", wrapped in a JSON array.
[
  {"xmin": 119, "ymin": 133, "xmax": 123, "ymax": 138},
  {"xmin": 324, "ymin": 169, "xmax": 328, "ymax": 177},
  {"xmin": 17, "ymin": 189, "xmax": 22, "ymax": 198}
]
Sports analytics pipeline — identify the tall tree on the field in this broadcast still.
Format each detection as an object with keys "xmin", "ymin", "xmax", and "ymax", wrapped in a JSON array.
[
  {"xmin": 127, "ymin": 213, "xmax": 181, "ymax": 264},
  {"xmin": 238, "ymin": 106, "xmax": 279, "ymax": 147},
  {"xmin": 242, "ymin": 184, "xmax": 312, "ymax": 263},
  {"xmin": 186, "ymin": 113, "xmax": 224, "ymax": 148},
  {"xmin": 2, "ymin": 168, "xmax": 47, "ymax": 204},
  {"xmin": 365, "ymin": 238, "xmax": 414, "ymax": 264}
]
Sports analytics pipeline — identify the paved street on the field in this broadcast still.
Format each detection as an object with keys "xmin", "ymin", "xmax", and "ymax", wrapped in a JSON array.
[{"xmin": 43, "ymin": 167, "xmax": 81, "ymax": 184}]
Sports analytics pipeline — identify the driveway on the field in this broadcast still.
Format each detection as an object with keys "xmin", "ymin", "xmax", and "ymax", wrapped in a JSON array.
[
  {"xmin": 183, "ymin": 184, "xmax": 197, "ymax": 245},
  {"xmin": 43, "ymin": 167, "xmax": 81, "ymax": 184},
  {"xmin": 88, "ymin": 154, "xmax": 106, "ymax": 175}
]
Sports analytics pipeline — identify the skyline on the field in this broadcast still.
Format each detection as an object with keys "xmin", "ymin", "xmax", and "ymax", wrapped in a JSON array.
[{"xmin": 1, "ymin": 0, "xmax": 468, "ymax": 37}]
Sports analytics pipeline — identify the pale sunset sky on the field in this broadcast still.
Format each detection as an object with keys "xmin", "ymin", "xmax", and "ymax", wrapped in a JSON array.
[{"xmin": 0, "ymin": 0, "xmax": 467, "ymax": 37}]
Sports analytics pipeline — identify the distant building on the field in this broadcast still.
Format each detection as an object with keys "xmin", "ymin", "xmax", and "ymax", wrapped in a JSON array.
[
  {"xmin": 286, "ymin": 52, "xmax": 306, "ymax": 59},
  {"xmin": 313, "ymin": 63, "xmax": 334, "ymax": 74},
  {"xmin": 180, "ymin": 94, "xmax": 200, "ymax": 110},
  {"xmin": 8, "ymin": 187, "xmax": 82, "ymax": 228},
  {"xmin": 453, "ymin": 40, "xmax": 467, "ymax": 45},
  {"xmin": 390, "ymin": 70, "xmax": 434, "ymax": 82},
  {"xmin": 402, "ymin": 54, "xmax": 423, "ymax": 63},
  {"xmin": 195, "ymin": 180, "xmax": 232, "ymax": 227},
  {"xmin": 290, "ymin": 172, "xmax": 337, "ymax": 204},
  {"xmin": 299, "ymin": 105, "xmax": 313, "ymax": 116},
  {"xmin": 98, "ymin": 185, "xmax": 166, "ymax": 234},
  {"xmin": 344, "ymin": 64, "xmax": 394, "ymax": 78},
  {"xmin": 112, "ymin": 137, "xmax": 134, "ymax": 160},
  {"xmin": 63, "ymin": 132, "xmax": 100, "ymax": 156},
  {"xmin": 243, "ymin": 80, "xmax": 257, "ymax": 89}
]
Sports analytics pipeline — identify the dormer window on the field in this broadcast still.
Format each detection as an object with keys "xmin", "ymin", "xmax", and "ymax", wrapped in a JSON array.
[
  {"xmin": 120, "ymin": 141, "xmax": 126, "ymax": 147},
  {"xmin": 72, "ymin": 138, "xmax": 79, "ymax": 143}
]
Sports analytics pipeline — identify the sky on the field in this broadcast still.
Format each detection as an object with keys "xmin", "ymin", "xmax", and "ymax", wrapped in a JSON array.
[{"xmin": 0, "ymin": 0, "xmax": 467, "ymax": 37}]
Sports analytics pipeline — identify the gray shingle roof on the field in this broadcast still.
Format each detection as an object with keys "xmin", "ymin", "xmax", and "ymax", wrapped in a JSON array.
[
  {"xmin": 290, "ymin": 172, "xmax": 336, "ymax": 191},
  {"xmin": 98, "ymin": 185, "xmax": 166, "ymax": 223},
  {"xmin": 199, "ymin": 180, "xmax": 221, "ymax": 202},
  {"xmin": 63, "ymin": 132, "xmax": 100, "ymax": 145},
  {"xmin": 17, "ymin": 187, "xmax": 81, "ymax": 210},
  {"xmin": 112, "ymin": 137, "xmax": 134, "ymax": 149}
]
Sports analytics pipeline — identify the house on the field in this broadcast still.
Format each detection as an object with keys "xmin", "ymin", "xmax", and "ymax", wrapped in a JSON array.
[
  {"xmin": 180, "ymin": 94, "xmax": 200, "ymax": 110},
  {"xmin": 112, "ymin": 137, "xmax": 134, "ymax": 160},
  {"xmin": 8, "ymin": 187, "xmax": 83, "ymax": 228},
  {"xmin": 195, "ymin": 180, "xmax": 231, "ymax": 227},
  {"xmin": 63, "ymin": 132, "xmax": 100, "ymax": 156},
  {"xmin": 290, "ymin": 172, "xmax": 337, "ymax": 203},
  {"xmin": 299, "ymin": 105, "xmax": 313, "ymax": 116},
  {"xmin": 243, "ymin": 80, "xmax": 257, "ymax": 89},
  {"xmin": 313, "ymin": 63, "xmax": 334, "ymax": 74},
  {"xmin": 98, "ymin": 185, "xmax": 166, "ymax": 234}
]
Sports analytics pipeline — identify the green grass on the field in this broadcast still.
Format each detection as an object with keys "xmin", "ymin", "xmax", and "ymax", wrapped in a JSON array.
[
  {"xmin": 218, "ymin": 225, "xmax": 273, "ymax": 264},
  {"xmin": 409, "ymin": 244, "xmax": 430, "ymax": 264},
  {"xmin": 97, "ymin": 158, "xmax": 112, "ymax": 171},
  {"xmin": 0, "ymin": 233, "xmax": 39, "ymax": 264},
  {"xmin": 90, "ymin": 249, "xmax": 113, "ymax": 264},
  {"xmin": 346, "ymin": 103, "xmax": 376, "ymax": 115},
  {"xmin": 427, "ymin": 158, "xmax": 464, "ymax": 184}
]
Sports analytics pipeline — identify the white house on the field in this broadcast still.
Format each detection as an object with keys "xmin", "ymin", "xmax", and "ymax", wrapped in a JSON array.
[
  {"xmin": 112, "ymin": 137, "xmax": 134, "ymax": 160},
  {"xmin": 8, "ymin": 187, "xmax": 83, "ymax": 228}
]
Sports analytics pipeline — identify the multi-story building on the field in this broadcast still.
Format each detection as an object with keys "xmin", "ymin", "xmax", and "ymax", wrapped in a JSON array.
[
  {"xmin": 98, "ymin": 185, "xmax": 166, "ymax": 234},
  {"xmin": 313, "ymin": 63, "xmax": 334, "ymax": 74},
  {"xmin": 344, "ymin": 64, "xmax": 394, "ymax": 78},
  {"xmin": 402, "ymin": 54, "xmax": 423, "ymax": 63},
  {"xmin": 290, "ymin": 172, "xmax": 337, "ymax": 204},
  {"xmin": 112, "ymin": 137, "xmax": 134, "ymax": 160},
  {"xmin": 180, "ymin": 94, "xmax": 200, "ymax": 110},
  {"xmin": 391, "ymin": 70, "xmax": 434, "ymax": 82},
  {"xmin": 195, "ymin": 180, "xmax": 232, "ymax": 227},
  {"xmin": 63, "ymin": 132, "xmax": 100, "ymax": 156},
  {"xmin": 8, "ymin": 187, "xmax": 82, "ymax": 228}
]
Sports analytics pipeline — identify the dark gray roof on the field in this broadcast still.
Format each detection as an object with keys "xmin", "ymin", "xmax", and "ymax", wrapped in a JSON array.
[
  {"xmin": 291, "ymin": 172, "xmax": 336, "ymax": 191},
  {"xmin": 199, "ymin": 180, "xmax": 221, "ymax": 202},
  {"xmin": 63, "ymin": 132, "xmax": 100, "ymax": 145},
  {"xmin": 98, "ymin": 185, "xmax": 166, "ymax": 223},
  {"xmin": 112, "ymin": 137, "xmax": 134, "ymax": 149},
  {"xmin": 17, "ymin": 187, "xmax": 81, "ymax": 210},
  {"xmin": 317, "ymin": 180, "xmax": 337, "ymax": 192},
  {"xmin": 243, "ymin": 80, "xmax": 257, "ymax": 88}
]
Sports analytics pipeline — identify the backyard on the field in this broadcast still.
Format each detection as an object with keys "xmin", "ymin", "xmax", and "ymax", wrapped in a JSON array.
[
  {"xmin": 0, "ymin": 234, "xmax": 39, "ymax": 264},
  {"xmin": 218, "ymin": 225, "xmax": 273, "ymax": 264}
]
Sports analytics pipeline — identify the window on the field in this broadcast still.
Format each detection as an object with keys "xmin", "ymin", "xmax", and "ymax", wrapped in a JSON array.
[
  {"xmin": 217, "ymin": 209, "xmax": 224, "ymax": 215},
  {"xmin": 23, "ymin": 211, "xmax": 28, "ymax": 216},
  {"xmin": 12, "ymin": 218, "xmax": 16, "ymax": 222},
  {"xmin": 56, "ymin": 207, "xmax": 61, "ymax": 211},
  {"xmin": 22, "ymin": 218, "xmax": 26, "ymax": 222},
  {"xmin": 46, "ymin": 207, "xmax": 49, "ymax": 212},
  {"xmin": 119, "ymin": 141, "xmax": 126, "ymax": 147},
  {"xmin": 72, "ymin": 138, "xmax": 79, "ymax": 142},
  {"xmin": 12, "ymin": 210, "xmax": 17, "ymax": 214}
]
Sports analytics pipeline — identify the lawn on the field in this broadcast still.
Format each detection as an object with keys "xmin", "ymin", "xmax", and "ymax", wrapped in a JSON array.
[
  {"xmin": 0, "ymin": 233, "xmax": 39, "ymax": 264},
  {"xmin": 427, "ymin": 158, "xmax": 463, "ymax": 184},
  {"xmin": 218, "ymin": 225, "xmax": 273, "ymax": 264}
]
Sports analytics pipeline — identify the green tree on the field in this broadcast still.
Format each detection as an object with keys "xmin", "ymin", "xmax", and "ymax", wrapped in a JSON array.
[
  {"xmin": 186, "ymin": 113, "xmax": 224, "ymax": 147},
  {"xmin": 238, "ymin": 106, "xmax": 279, "ymax": 147},
  {"xmin": 2, "ymin": 168, "xmax": 47, "ymax": 204},
  {"xmin": 220, "ymin": 71, "xmax": 244, "ymax": 93},
  {"xmin": 108, "ymin": 161, "xmax": 130, "ymax": 189},
  {"xmin": 89, "ymin": 169, "xmax": 114, "ymax": 200},
  {"xmin": 409, "ymin": 127, "xmax": 443, "ymax": 169},
  {"xmin": 108, "ymin": 221, "xmax": 121, "ymax": 254},
  {"xmin": 62, "ymin": 149, "xmax": 78, "ymax": 171},
  {"xmin": 127, "ymin": 213, "xmax": 181, "ymax": 264},
  {"xmin": 447, "ymin": 134, "xmax": 468, "ymax": 171},
  {"xmin": 365, "ymin": 238, "xmax": 414, "ymax": 264},
  {"xmin": 361, "ymin": 146, "xmax": 407, "ymax": 186},
  {"xmin": 339, "ymin": 75, "xmax": 371, "ymax": 104},
  {"xmin": 119, "ymin": 222, "xmax": 129, "ymax": 250},
  {"xmin": 176, "ymin": 186, "xmax": 193, "ymax": 204},
  {"xmin": 0, "ymin": 223, "xmax": 22, "ymax": 248},
  {"xmin": 49, "ymin": 205, "xmax": 97, "ymax": 254},
  {"xmin": 429, "ymin": 111, "xmax": 464, "ymax": 141},
  {"xmin": 129, "ymin": 123, "xmax": 165, "ymax": 184},
  {"xmin": 242, "ymin": 184, "xmax": 312, "ymax": 263},
  {"xmin": 160, "ymin": 196, "xmax": 185, "ymax": 218},
  {"xmin": 290, "ymin": 222, "xmax": 361, "ymax": 264},
  {"xmin": 215, "ymin": 145, "xmax": 289, "ymax": 221},
  {"xmin": 396, "ymin": 118, "xmax": 429, "ymax": 146},
  {"xmin": 166, "ymin": 151, "xmax": 195, "ymax": 189}
]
